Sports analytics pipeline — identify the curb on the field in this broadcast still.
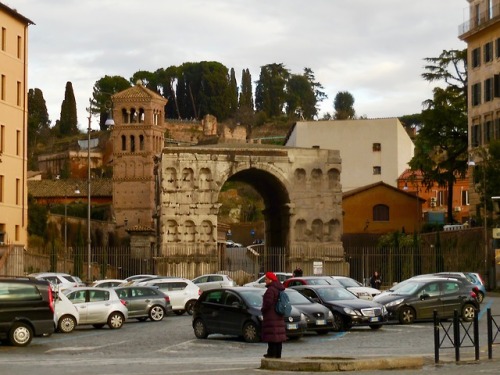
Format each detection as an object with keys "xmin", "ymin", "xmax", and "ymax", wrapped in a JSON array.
[{"xmin": 261, "ymin": 356, "xmax": 424, "ymax": 372}]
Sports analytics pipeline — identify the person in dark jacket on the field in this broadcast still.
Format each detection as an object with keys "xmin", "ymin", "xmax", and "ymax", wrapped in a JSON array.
[
  {"xmin": 261, "ymin": 271, "xmax": 286, "ymax": 358},
  {"xmin": 369, "ymin": 271, "xmax": 382, "ymax": 290}
]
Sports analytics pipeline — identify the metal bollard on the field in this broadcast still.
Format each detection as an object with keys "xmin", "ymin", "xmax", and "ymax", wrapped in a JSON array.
[{"xmin": 434, "ymin": 310, "xmax": 440, "ymax": 363}]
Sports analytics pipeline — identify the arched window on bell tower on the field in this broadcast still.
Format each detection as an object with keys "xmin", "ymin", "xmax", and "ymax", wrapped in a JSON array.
[
  {"xmin": 130, "ymin": 135, "xmax": 135, "ymax": 152},
  {"xmin": 121, "ymin": 135, "xmax": 126, "ymax": 151},
  {"xmin": 139, "ymin": 135, "xmax": 144, "ymax": 151}
]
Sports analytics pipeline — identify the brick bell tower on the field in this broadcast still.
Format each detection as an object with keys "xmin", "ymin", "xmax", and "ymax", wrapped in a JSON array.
[{"xmin": 110, "ymin": 81, "xmax": 167, "ymax": 231}]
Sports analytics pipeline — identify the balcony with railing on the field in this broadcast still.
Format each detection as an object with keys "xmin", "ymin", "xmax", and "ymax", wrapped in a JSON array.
[{"xmin": 459, "ymin": 4, "xmax": 500, "ymax": 38}]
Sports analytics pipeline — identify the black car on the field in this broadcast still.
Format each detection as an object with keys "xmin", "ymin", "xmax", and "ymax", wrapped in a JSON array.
[
  {"xmin": 192, "ymin": 287, "xmax": 307, "ymax": 343},
  {"xmin": 0, "ymin": 276, "xmax": 55, "ymax": 346},
  {"xmin": 373, "ymin": 277, "xmax": 479, "ymax": 324},
  {"xmin": 284, "ymin": 288, "xmax": 334, "ymax": 334},
  {"xmin": 291, "ymin": 285, "xmax": 388, "ymax": 331}
]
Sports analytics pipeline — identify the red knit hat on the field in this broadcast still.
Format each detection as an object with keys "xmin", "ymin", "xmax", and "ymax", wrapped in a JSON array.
[{"xmin": 265, "ymin": 272, "xmax": 278, "ymax": 281}]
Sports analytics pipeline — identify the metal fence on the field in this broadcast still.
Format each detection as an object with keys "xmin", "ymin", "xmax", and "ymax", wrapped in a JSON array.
[{"xmin": 1, "ymin": 242, "xmax": 485, "ymax": 287}]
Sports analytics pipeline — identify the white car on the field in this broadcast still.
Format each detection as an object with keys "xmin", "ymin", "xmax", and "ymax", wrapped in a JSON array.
[
  {"xmin": 243, "ymin": 272, "xmax": 293, "ymax": 288},
  {"xmin": 90, "ymin": 279, "xmax": 125, "ymax": 288},
  {"xmin": 29, "ymin": 272, "xmax": 85, "ymax": 291},
  {"xmin": 54, "ymin": 291, "xmax": 80, "ymax": 333},
  {"xmin": 329, "ymin": 276, "xmax": 381, "ymax": 300},
  {"xmin": 192, "ymin": 274, "xmax": 236, "ymax": 291},
  {"xmin": 63, "ymin": 287, "xmax": 128, "ymax": 329},
  {"xmin": 138, "ymin": 278, "xmax": 201, "ymax": 315}
]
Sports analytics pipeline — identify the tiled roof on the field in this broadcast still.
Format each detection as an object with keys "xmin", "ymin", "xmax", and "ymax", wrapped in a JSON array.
[
  {"xmin": 112, "ymin": 82, "xmax": 167, "ymax": 103},
  {"xmin": 28, "ymin": 179, "xmax": 112, "ymax": 198}
]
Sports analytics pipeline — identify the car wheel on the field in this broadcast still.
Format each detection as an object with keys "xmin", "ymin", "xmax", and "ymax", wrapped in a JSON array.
[
  {"xmin": 185, "ymin": 300, "xmax": 196, "ymax": 315},
  {"xmin": 193, "ymin": 318, "xmax": 208, "ymax": 339},
  {"xmin": 399, "ymin": 306, "xmax": 416, "ymax": 324},
  {"xmin": 8, "ymin": 322, "xmax": 33, "ymax": 347},
  {"xmin": 149, "ymin": 305, "xmax": 165, "ymax": 321},
  {"xmin": 173, "ymin": 310, "xmax": 185, "ymax": 316},
  {"xmin": 477, "ymin": 291, "xmax": 484, "ymax": 304},
  {"xmin": 369, "ymin": 324, "xmax": 382, "ymax": 330},
  {"xmin": 58, "ymin": 315, "xmax": 77, "ymax": 333},
  {"xmin": 461, "ymin": 303, "xmax": 476, "ymax": 322},
  {"xmin": 108, "ymin": 312, "xmax": 125, "ymax": 329},
  {"xmin": 242, "ymin": 322, "xmax": 259, "ymax": 343},
  {"xmin": 331, "ymin": 312, "xmax": 346, "ymax": 332},
  {"xmin": 93, "ymin": 324, "xmax": 105, "ymax": 329}
]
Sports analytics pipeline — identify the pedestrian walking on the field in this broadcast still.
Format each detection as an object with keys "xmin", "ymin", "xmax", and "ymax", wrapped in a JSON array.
[{"xmin": 261, "ymin": 271, "xmax": 286, "ymax": 358}]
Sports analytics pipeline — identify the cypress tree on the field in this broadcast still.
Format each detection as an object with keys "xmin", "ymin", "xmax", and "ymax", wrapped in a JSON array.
[{"xmin": 59, "ymin": 81, "xmax": 79, "ymax": 136}]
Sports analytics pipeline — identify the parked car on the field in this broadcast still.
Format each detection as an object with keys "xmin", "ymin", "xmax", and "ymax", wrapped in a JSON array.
[
  {"xmin": 291, "ymin": 285, "xmax": 388, "ymax": 331},
  {"xmin": 29, "ymin": 272, "xmax": 85, "ymax": 291},
  {"xmin": 329, "ymin": 276, "xmax": 381, "ymax": 300},
  {"xmin": 284, "ymin": 288, "xmax": 333, "ymax": 334},
  {"xmin": 283, "ymin": 276, "xmax": 339, "ymax": 288},
  {"xmin": 114, "ymin": 286, "xmax": 172, "ymax": 321},
  {"xmin": 0, "ymin": 276, "xmax": 55, "ymax": 346},
  {"xmin": 90, "ymin": 279, "xmax": 125, "ymax": 288},
  {"xmin": 63, "ymin": 287, "xmax": 128, "ymax": 329},
  {"xmin": 192, "ymin": 274, "xmax": 236, "ymax": 291},
  {"xmin": 54, "ymin": 290, "xmax": 79, "ymax": 333},
  {"xmin": 192, "ymin": 287, "xmax": 307, "ymax": 342},
  {"xmin": 243, "ymin": 272, "xmax": 293, "ymax": 287},
  {"xmin": 434, "ymin": 272, "xmax": 486, "ymax": 303},
  {"xmin": 139, "ymin": 278, "xmax": 201, "ymax": 315},
  {"xmin": 373, "ymin": 277, "xmax": 479, "ymax": 324}
]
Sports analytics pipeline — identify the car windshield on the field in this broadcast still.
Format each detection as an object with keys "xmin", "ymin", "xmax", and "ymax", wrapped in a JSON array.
[
  {"xmin": 391, "ymin": 281, "xmax": 426, "ymax": 296},
  {"xmin": 317, "ymin": 287, "xmax": 357, "ymax": 301},
  {"xmin": 239, "ymin": 290, "xmax": 265, "ymax": 307},
  {"xmin": 336, "ymin": 278, "xmax": 361, "ymax": 288},
  {"xmin": 285, "ymin": 290, "xmax": 312, "ymax": 304}
]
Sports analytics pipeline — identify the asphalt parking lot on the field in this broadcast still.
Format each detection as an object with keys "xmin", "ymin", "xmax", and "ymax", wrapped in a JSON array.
[{"xmin": 0, "ymin": 294, "xmax": 499, "ymax": 374}]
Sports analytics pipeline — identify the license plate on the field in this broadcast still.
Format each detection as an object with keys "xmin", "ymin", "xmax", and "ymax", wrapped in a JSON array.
[
  {"xmin": 316, "ymin": 319, "xmax": 326, "ymax": 325},
  {"xmin": 370, "ymin": 317, "xmax": 380, "ymax": 322},
  {"xmin": 287, "ymin": 323, "xmax": 298, "ymax": 330}
]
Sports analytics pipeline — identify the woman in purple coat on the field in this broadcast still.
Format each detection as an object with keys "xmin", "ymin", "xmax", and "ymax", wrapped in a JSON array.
[{"xmin": 261, "ymin": 272, "xmax": 286, "ymax": 358}]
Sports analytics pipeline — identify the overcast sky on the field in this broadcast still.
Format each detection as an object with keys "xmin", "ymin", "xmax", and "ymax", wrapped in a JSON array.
[{"xmin": 10, "ymin": 0, "xmax": 468, "ymax": 130}]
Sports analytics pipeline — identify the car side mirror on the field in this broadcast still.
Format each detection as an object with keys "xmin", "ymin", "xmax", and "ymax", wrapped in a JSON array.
[
  {"xmin": 420, "ymin": 293, "xmax": 430, "ymax": 300},
  {"xmin": 231, "ymin": 301, "xmax": 241, "ymax": 308}
]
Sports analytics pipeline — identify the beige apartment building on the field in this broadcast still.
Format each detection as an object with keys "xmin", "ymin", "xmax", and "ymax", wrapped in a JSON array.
[
  {"xmin": 459, "ymin": 1, "xmax": 500, "ymax": 214},
  {"xmin": 0, "ymin": 3, "xmax": 33, "ymax": 245}
]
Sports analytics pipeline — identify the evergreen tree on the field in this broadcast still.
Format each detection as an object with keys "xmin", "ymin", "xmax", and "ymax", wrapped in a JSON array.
[
  {"xmin": 286, "ymin": 73, "xmax": 317, "ymax": 120},
  {"xmin": 228, "ymin": 68, "xmax": 238, "ymax": 116},
  {"xmin": 91, "ymin": 75, "xmax": 131, "ymax": 130},
  {"xmin": 58, "ymin": 81, "xmax": 79, "ymax": 136},
  {"xmin": 255, "ymin": 63, "xmax": 290, "ymax": 117},
  {"xmin": 334, "ymin": 91, "xmax": 356, "ymax": 119},
  {"xmin": 238, "ymin": 68, "xmax": 254, "ymax": 110},
  {"xmin": 27, "ymin": 88, "xmax": 50, "ymax": 168}
]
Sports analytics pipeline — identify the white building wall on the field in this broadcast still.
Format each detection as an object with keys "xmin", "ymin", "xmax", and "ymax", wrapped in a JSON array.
[{"xmin": 285, "ymin": 118, "xmax": 414, "ymax": 192}]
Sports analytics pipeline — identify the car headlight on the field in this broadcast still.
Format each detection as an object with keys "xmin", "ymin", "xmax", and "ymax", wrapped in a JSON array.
[
  {"xmin": 300, "ymin": 313, "xmax": 306, "ymax": 322},
  {"xmin": 357, "ymin": 292, "xmax": 370, "ymax": 297},
  {"xmin": 386, "ymin": 298, "xmax": 404, "ymax": 308},
  {"xmin": 343, "ymin": 307, "xmax": 361, "ymax": 316},
  {"xmin": 382, "ymin": 305, "xmax": 388, "ymax": 315},
  {"xmin": 327, "ymin": 310, "xmax": 333, "ymax": 319}
]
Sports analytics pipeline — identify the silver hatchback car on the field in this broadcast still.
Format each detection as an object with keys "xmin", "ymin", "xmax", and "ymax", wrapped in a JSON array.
[
  {"xmin": 63, "ymin": 287, "xmax": 128, "ymax": 329},
  {"xmin": 114, "ymin": 286, "xmax": 172, "ymax": 321}
]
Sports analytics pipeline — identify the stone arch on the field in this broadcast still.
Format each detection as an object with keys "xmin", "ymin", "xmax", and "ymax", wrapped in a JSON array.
[
  {"xmin": 184, "ymin": 220, "xmax": 196, "ymax": 242},
  {"xmin": 294, "ymin": 168, "xmax": 306, "ymax": 187},
  {"xmin": 121, "ymin": 108, "xmax": 129, "ymax": 124},
  {"xmin": 311, "ymin": 168, "xmax": 323, "ymax": 190},
  {"xmin": 311, "ymin": 219, "xmax": 323, "ymax": 241},
  {"xmin": 294, "ymin": 219, "xmax": 307, "ymax": 241},
  {"xmin": 181, "ymin": 168, "xmax": 194, "ymax": 189},
  {"xmin": 164, "ymin": 167, "xmax": 177, "ymax": 190},
  {"xmin": 199, "ymin": 168, "xmax": 212, "ymax": 190},
  {"xmin": 200, "ymin": 220, "xmax": 214, "ymax": 242},
  {"xmin": 165, "ymin": 219, "xmax": 179, "ymax": 242},
  {"xmin": 327, "ymin": 168, "xmax": 340, "ymax": 189},
  {"xmin": 328, "ymin": 219, "xmax": 341, "ymax": 242}
]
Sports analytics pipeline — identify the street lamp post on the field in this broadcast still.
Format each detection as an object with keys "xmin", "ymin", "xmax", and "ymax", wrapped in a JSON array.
[
  {"xmin": 64, "ymin": 185, "xmax": 80, "ymax": 273},
  {"xmin": 87, "ymin": 99, "xmax": 92, "ymax": 284}
]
